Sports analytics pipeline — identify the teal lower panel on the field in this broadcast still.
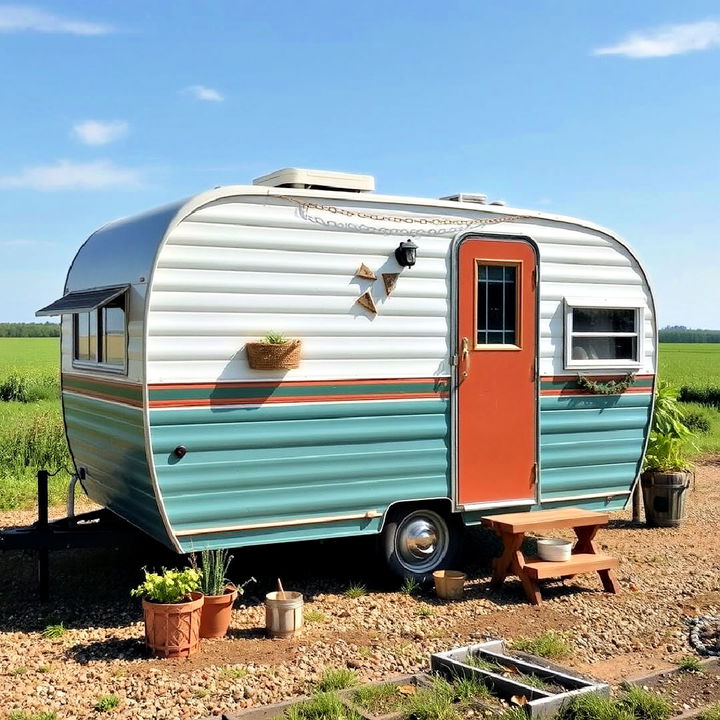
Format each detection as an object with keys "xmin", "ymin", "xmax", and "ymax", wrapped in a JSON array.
[
  {"xmin": 539, "ymin": 393, "xmax": 652, "ymax": 503},
  {"xmin": 149, "ymin": 399, "xmax": 450, "ymax": 550},
  {"xmin": 63, "ymin": 393, "xmax": 171, "ymax": 547}
]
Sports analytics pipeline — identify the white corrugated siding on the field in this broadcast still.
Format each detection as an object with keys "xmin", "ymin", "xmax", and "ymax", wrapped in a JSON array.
[{"xmin": 145, "ymin": 197, "xmax": 655, "ymax": 384}]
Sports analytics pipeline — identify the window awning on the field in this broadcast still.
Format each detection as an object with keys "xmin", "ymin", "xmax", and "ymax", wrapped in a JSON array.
[{"xmin": 35, "ymin": 285, "xmax": 129, "ymax": 317}]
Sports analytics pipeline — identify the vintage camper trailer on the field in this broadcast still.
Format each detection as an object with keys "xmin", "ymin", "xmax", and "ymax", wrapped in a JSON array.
[{"xmin": 37, "ymin": 168, "xmax": 656, "ymax": 579}]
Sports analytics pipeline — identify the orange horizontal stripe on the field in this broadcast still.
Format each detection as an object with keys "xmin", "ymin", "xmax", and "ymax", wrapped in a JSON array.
[
  {"xmin": 148, "ymin": 376, "xmax": 448, "ymax": 391},
  {"xmin": 150, "ymin": 391, "xmax": 447, "ymax": 408}
]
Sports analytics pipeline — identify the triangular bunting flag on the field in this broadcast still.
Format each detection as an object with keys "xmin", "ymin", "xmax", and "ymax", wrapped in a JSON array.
[
  {"xmin": 355, "ymin": 263, "xmax": 376, "ymax": 281},
  {"xmin": 382, "ymin": 273, "xmax": 399, "ymax": 296},
  {"xmin": 356, "ymin": 291, "xmax": 377, "ymax": 315}
]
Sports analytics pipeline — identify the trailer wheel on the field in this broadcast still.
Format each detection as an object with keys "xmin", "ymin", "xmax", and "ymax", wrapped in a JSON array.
[{"xmin": 382, "ymin": 507, "xmax": 462, "ymax": 581}]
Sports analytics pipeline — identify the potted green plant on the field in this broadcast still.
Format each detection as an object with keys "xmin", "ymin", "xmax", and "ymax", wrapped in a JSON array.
[
  {"xmin": 245, "ymin": 331, "xmax": 302, "ymax": 370},
  {"xmin": 641, "ymin": 382, "xmax": 696, "ymax": 528},
  {"xmin": 130, "ymin": 567, "xmax": 203, "ymax": 657},
  {"xmin": 191, "ymin": 549, "xmax": 246, "ymax": 638}
]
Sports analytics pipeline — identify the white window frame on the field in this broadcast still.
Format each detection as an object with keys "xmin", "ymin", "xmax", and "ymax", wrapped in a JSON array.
[
  {"xmin": 563, "ymin": 298, "xmax": 644, "ymax": 370},
  {"xmin": 72, "ymin": 293, "xmax": 128, "ymax": 375}
]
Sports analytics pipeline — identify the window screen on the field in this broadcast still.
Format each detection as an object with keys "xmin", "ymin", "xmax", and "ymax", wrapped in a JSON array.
[
  {"xmin": 477, "ymin": 264, "xmax": 518, "ymax": 346},
  {"xmin": 568, "ymin": 306, "xmax": 639, "ymax": 363}
]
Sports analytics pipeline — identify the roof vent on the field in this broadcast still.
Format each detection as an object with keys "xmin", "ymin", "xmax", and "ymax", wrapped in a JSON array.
[
  {"xmin": 253, "ymin": 168, "xmax": 375, "ymax": 193},
  {"xmin": 439, "ymin": 193, "xmax": 488, "ymax": 204}
]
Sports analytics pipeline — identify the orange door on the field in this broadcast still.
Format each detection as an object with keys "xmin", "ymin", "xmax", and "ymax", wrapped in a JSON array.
[{"xmin": 457, "ymin": 237, "xmax": 538, "ymax": 506}]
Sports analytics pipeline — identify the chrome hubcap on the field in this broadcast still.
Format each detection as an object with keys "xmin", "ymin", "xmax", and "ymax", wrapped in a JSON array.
[{"xmin": 397, "ymin": 512, "xmax": 448, "ymax": 572}]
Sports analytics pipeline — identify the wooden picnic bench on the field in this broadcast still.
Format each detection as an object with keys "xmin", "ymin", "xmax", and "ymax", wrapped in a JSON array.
[{"xmin": 481, "ymin": 507, "xmax": 620, "ymax": 605}]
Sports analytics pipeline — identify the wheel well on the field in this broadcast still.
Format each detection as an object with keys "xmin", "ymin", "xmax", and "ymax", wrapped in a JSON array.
[{"xmin": 380, "ymin": 498, "xmax": 455, "ymax": 531}]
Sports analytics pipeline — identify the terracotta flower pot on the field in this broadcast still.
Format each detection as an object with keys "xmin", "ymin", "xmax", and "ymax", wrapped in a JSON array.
[
  {"xmin": 200, "ymin": 586, "xmax": 238, "ymax": 638},
  {"xmin": 142, "ymin": 591, "xmax": 203, "ymax": 658}
]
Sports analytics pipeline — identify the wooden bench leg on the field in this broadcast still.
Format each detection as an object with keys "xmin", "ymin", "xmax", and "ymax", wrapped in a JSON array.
[
  {"xmin": 598, "ymin": 568, "xmax": 620, "ymax": 594},
  {"xmin": 573, "ymin": 525, "xmax": 600, "ymax": 554},
  {"xmin": 490, "ymin": 532, "xmax": 523, "ymax": 588},
  {"xmin": 516, "ymin": 557, "xmax": 543, "ymax": 605}
]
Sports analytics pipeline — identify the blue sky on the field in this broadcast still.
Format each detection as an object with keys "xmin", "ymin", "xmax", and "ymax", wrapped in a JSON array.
[{"xmin": 0, "ymin": 1, "xmax": 718, "ymax": 327}]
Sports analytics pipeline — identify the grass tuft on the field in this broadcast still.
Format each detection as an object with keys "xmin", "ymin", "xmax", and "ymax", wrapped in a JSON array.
[
  {"xmin": 416, "ymin": 604, "xmax": 435, "ymax": 617},
  {"xmin": 402, "ymin": 678, "xmax": 457, "ymax": 720},
  {"xmin": 698, "ymin": 702, "xmax": 720, "ymax": 720},
  {"xmin": 677, "ymin": 655, "xmax": 704, "ymax": 672},
  {"xmin": 41, "ymin": 622, "xmax": 66, "ymax": 639},
  {"xmin": 285, "ymin": 692, "xmax": 361, "ymax": 720},
  {"xmin": 401, "ymin": 577, "xmax": 422, "ymax": 595},
  {"xmin": 316, "ymin": 667, "xmax": 358, "ymax": 692},
  {"xmin": 511, "ymin": 631, "xmax": 571, "ymax": 659},
  {"xmin": 558, "ymin": 693, "xmax": 634, "ymax": 720},
  {"xmin": 7, "ymin": 713, "xmax": 58, "ymax": 720},
  {"xmin": 344, "ymin": 583, "xmax": 367, "ymax": 599},
  {"xmin": 219, "ymin": 666, "xmax": 248, "ymax": 680},
  {"xmin": 618, "ymin": 683, "xmax": 672, "ymax": 720},
  {"xmin": 94, "ymin": 694, "xmax": 121, "ymax": 712},
  {"xmin": 304, "ymin": 609, "xmax": 328, "ymax": 624},
  {"xmin": 9, "ymin": 666, "xmax": 27, "ymax": 675}
]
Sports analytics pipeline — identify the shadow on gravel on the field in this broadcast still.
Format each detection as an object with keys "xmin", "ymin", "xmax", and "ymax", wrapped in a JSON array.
[
  {"xmin": 0, "ymin": 522, "xmax": 503, "ymax": 635},
  {"xmin": 66, "ymin": 636, "xmax": 146, "ymax": 664}
]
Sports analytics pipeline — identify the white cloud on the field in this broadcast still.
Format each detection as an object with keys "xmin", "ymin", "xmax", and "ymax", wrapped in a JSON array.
[
  {"xmin": 0, "ymin": 4, "xmax": 113, "ymax": 35},
  {"xmin": 0, "ymin": 160, "xmax": 142, "ymax": 190},
  {"xmin": 73, "ymin": 120, "xmax": 128, "ymax": 146},
  {"xmin": 184, "ymin": 85, "xmax": 224, "ymax": 102},
  {"xmin": 595, "ymin": 20, "xmax": 720, "ymax": 58}
]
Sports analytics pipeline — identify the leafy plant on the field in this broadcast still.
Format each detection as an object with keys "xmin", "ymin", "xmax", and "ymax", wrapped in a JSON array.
[
  {"xmin": 344, "ymin": 583, "xmax": 367, "ymax": 599},
  {"xmin": 511, "ymin": 631, "xmax": 571, "ymax": 659},
  {"xmin": 304, "ymin": 609, "xmax": 328, "ymax": 624},
  {"xmin": 677, "ymin": 655, "xmax": 703, "ymax": 672},
  {"xmin": 41, "ymin": 622, "xmax": 66, "ymax": 639},
  {"xmin": 263, "ymin": 331, "xmax": 288, "ymax": 345},
  {"xmin": 316, "ymin": 667, "xmax": 358, "ymax": 691},
  {"xmin": 95, "ymin": 694, "xmax": 121, "ymax": 712},
  {"xmin": 643, "ymin": 382, "xmax": 696, "ymax": 471},
  {"xmin": 618, "ymin": 683, "xmax": 672, "ymax": 720},
  {"xmin": 130, "ymin": 567, "xmax": 201, "ymax": 604}
]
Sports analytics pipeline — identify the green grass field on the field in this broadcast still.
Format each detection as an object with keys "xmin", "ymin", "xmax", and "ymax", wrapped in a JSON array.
[
  {"xmin": 0, "ymin": 338, "xmax": 718, "ymax": 510},
  {"xmin": 658, "ymin": 343, "xmax": 720, "ymax": 387},
  {"xmin": 0, "ymin": 337, "xmax": 60, "ymax": 374}
]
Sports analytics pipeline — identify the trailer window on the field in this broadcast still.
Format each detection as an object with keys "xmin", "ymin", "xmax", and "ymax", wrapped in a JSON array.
[
  {"xmin": 565, "ymin": 303, "xmax": 642, "ymax": 368},
  {"xmin": 73, "ymin": 293, "xmax": 127, "ymax": 371},
  {"xmin": 476, "ymin": 262, "xmax": 519, "ymax": 347}
]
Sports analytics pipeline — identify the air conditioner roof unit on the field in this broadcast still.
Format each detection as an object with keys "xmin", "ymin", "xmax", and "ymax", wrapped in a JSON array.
[
  {"xmin": 253, "ymin": 168, "xmax": 375, "ymax": 192},
  {"xmin": 439, "ymin": 193, "xmax": 488, "ymax": 204}
]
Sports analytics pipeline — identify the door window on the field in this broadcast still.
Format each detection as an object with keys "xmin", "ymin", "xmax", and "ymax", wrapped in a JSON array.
[{"xmin": 476, "ymin": 263, "xmax": 520, "ymax": 347}]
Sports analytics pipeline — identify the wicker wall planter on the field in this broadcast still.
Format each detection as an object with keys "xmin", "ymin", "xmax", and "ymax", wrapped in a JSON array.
[
  {"xmin": 246, "ymin": 340, "xmax": 302, "ymax": 370},
  {"xmin": 142, "ymin": 591, "xmax": 203, "ymax": 658}
]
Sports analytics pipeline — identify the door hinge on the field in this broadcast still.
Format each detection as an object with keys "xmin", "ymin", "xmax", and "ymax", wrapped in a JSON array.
[{"xmin": 451, "ymin": 354, "xmax": 459, "ymax": 367}]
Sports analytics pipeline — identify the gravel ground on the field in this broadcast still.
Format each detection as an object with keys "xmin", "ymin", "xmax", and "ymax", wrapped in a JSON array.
[{"xmin": 1, "ymin": 459, "xmax": 719, "ymax": 719}]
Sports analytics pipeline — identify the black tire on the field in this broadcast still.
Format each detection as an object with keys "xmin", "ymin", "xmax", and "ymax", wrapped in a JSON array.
[{"xmin": 382, "ymin": 506, "xmax": 463, "ymax": 582}]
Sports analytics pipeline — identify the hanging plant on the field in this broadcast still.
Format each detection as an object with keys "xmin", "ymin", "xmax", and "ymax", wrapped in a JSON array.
[{"xmin": 577, "ymin": 372, "xmax": 637, "ymax": 395}]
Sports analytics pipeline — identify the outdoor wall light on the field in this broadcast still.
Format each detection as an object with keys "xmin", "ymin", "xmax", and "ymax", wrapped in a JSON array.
[{"xmin": 395, "ymin": 239, "xmax": 418, "ymax": 268}]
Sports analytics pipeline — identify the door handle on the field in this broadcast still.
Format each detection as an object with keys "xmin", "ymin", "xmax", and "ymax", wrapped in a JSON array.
[{"xmin": 461, "ymin": 337, "xmax": 470, "ymax": 378}]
